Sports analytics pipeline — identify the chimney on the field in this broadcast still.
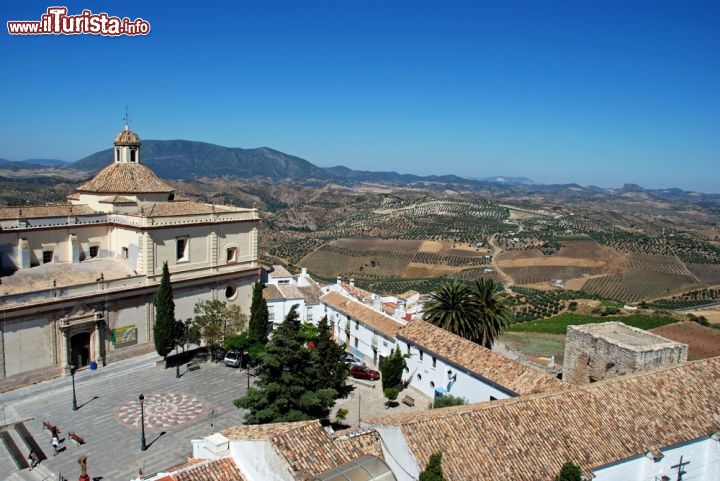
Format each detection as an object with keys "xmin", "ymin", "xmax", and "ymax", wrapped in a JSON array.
[
  {"xmin": 301, "ymin": 267, "xmax": 307, "ymax": 277},
  {"xmin": 336, "ymin": 276, "xmax": 342, "ymax": 286},
  {"xmin": 372, "ymin": 297, "xmax": 382, "ymax": 311},
  {"xmin": 394, "ymin": 299, "xmax": 407, "ymax": 319},
  {"xmin": 350, "ymin": 278, "xmax": 355, "ymax": 287}
]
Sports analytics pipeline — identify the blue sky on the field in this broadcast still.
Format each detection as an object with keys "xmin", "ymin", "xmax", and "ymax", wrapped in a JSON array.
[{"xmin": 1, "ymin": 1, "xmax": 718, "ymax": 192}]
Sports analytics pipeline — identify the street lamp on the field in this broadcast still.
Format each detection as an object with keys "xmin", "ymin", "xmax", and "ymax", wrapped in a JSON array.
[
  {"xmin": 70, "ymin": 364, "xmax": 78, "ymax": 411},
  {"xmin": 138, "ymin": 394, "xmax": 147, "ymax": 451}
]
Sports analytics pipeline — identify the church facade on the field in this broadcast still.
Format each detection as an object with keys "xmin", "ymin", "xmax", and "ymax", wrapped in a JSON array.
[{"xmin": 0, "ymin": 127, "xmax": 260, "ymax": 389}]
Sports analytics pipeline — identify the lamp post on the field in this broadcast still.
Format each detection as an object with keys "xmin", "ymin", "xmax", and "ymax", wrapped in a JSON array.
[
  {"xmin": 138, "ymin": 394, "xmax": 147, "ymax": 451},
  {"xmin": 70, "ymin": 364, "xmax": 78, "ymax": 411}
]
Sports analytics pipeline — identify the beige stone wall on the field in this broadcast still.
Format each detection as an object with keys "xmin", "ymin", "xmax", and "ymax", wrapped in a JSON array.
[
  {"xmin": 149, "ymin": 222, "xmax": 256, "ymax": 274},
  {"xmin": 562, "ymin": 324, "xmax": 688, "ymax": 385},
  {"xmin": 0, "ymin": 225, "xmax": 110, "ymax": 269},
  {"xmin": 2, "ymin": 314, "xmax": 55, "ymax": 377}
]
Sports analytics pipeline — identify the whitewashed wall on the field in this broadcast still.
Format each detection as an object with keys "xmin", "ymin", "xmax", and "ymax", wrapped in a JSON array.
[
  {"xmin": 593, "ymin": 436, "xmax": 720, "ymax": 481},
  {"xmin": 398, "ymin": 338, "xmax": 511, "ymax": 403},
  {"xmin": 230, "ymin": 440, "xmax": 293, "ymax": 481},
  {"xmin": 325, "ymin": 305, "xmax": 397, "ymax": 366}
]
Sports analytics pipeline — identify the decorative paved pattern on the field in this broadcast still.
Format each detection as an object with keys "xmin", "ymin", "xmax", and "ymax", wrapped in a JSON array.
[{"xmin": 115, "ymin": 393, "xmax": 206, "ymax": 430}]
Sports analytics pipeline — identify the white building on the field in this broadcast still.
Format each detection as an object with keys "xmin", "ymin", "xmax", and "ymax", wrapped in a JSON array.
[
  {"xmin": 397, "ymin": 319, "xmax": 566, "ymax": 402},
  {"xmin": 263, "ymin": 265, "xmax": 324, "ymax": 326},
  {"xmin": 321, "ymin": 290, "xmax": 405, "ymax": 366},
  {"xmin": 0, "ymin": 126, "xmax": 259, "ymax": 389}
]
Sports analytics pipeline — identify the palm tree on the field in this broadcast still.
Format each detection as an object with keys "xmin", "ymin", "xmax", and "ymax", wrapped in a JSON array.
[
  {"xmin": 470, "ymin": 278, "xmax": 509, "ymax": 348},
  {"xmin": 423, "ymin": 280, "xmax": 476, "ymax": 341},
  {"xmin": 423, "ymin": 279, "xmax": 509, "ymax": 349}
]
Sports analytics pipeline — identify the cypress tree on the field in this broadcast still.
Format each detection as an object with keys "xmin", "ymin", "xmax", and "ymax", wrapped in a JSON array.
[
  {"xmin": 154, "ymin": 262, "xmax": 176, "ymax": 358},
  {"xmin": 249, "ymin": 281, "xmax": 269, "ymax": 343},
  {"xmin": 312, "ymin": 316, "xmax": 350, "ymax": 396},
  {"xmin": 381, "ymin": 346, "xmax": 406, "ymax": 390},
  {"xmin": 419, "ymin": 452, "xmax": 446, "ymax": 481}
]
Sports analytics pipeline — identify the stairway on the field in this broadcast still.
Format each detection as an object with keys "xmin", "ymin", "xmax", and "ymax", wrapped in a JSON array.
[{"xmin": 0, "ymin": 421, "xmax": 48, "ymax": 472}]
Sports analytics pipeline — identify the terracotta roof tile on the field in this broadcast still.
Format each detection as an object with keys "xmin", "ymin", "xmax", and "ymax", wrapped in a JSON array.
[
  {"xmin": 271, "ymin": 265, "xmax": 293, "ymax": 277},
  {"xmin": 398, "ymin": 320, "xmax": 567, "ymax": 396},
  {"xmin": 165, "ymin": 458, "xmax": 244, "ymax": 481},
  {"xmin": 222, "ymin": 420, "xmax": 382, "ymax": 480},
  {"xmin": 220, "ymin": 420, "xmax": 316, "ymax": 440},
  {"xmin": 321, "ymin": 291, "xmax": 405, "ymax": 338},
  {"xmin": 98, "ymin": 195, "xmax": 136, "ymax": 204},
  {"xmin": 341, "ymin": 282, "xmax": 374, "ymax": 302},
  {"xmin": 367, "ymin": 357, "xmax": 720, "ymax": 481},
  {"xmin": 0, "ymin": 204, "xmax": 95, "ymax": 219},
  {"xmin": 263, "ymin": 284, "xmax": 284, "ymax": 301},
  {"xmin": 298, "ymin": 281, "xmax": 323, "ymax": 305},
  {"xmin": 76, "ymin": 162, "xmax": 174, "ymax": 194},
  {"xmin": 129, "ymin": 201, "xmax": 245, "ymax": 217}
]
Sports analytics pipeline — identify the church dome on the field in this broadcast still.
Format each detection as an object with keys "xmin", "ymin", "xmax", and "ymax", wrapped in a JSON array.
[
  {"xmin": 114, "ymin": 127, "xmax": 141, "ymax": 147},
  {"xmin": 76, "ymin": 162, "xmax": 174, "ymax": 194}
]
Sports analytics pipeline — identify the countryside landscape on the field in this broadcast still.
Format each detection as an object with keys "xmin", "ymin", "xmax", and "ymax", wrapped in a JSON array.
[{"xmin": 3, "ymin": 140, "xmax": 720, "ymax": 365}]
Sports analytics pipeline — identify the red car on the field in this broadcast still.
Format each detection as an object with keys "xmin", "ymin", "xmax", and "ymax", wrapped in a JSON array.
[{"xmin": 349, "ymin": 364, "xmax": 380, "ymax": 380}]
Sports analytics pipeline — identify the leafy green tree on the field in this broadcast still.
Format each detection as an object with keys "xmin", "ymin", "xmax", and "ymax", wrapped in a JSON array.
[
  {"xmin": 300, "ymin": 322, "xmax": 319, "ymax": 341},
  {"xmin": 234, "ymin": 306, "xmax": 339, "ymax": 424},
  {"xmin": 311, "ymin": 316, "xmax": 349, "ymax": 396},
  {"xmin": 383, "ymin": 387, "xmax": 400, "ymax": 406},
  {"xmin": 432, "ymin": 394, "xmax": 467, "ymax": 409},
  {"xmin": 154, "ymin": 262, "xmax": 177, "ymax": 358},
  {"xmin": 423, "ymin": 279, "xmax": 509, "ymax": 349},
  {"xmin": 249, "ymin": 281, "xmax": 270, "ymax": 344},
  {"xmin": 554, "ymin": 461, "xmax": 582, "ymax": 481},
  {"xmin": 419, "ymin": 452, "xmax": 446, "ymax": 481},
  {"xmin": 193, "ymin": 300, "xmax": 247, "ymax": 355},
  {"xmin": 381, "ymin": 347, "xmax": 406, "ymax": 391}
]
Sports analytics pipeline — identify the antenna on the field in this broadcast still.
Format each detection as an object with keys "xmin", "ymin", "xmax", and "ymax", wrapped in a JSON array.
[{"xmin": 123, "ymin": 105, "xmax": 131, "ymax": 130}]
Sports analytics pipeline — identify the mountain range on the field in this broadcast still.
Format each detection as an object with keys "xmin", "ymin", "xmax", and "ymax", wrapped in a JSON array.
[{"xmin": 3, "ymin": 140, "xmax": 718, "ymax": 206}]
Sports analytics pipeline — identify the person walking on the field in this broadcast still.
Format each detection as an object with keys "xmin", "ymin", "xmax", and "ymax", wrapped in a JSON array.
[
  {"xmin": 27, "ymin": 450, "xmax": 39, "ymax": 470},
  {"xmin": 52, "ymin": 432, "xmax": 60, "ymax": 456}
]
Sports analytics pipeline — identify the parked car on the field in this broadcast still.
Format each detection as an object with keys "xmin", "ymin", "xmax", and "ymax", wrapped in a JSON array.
[
  {"xmin": 224, "ymin": 350, "xmax": 241, "ymax": 368},
  {"xmin": 343, "ymin": 353, "xmax": 363, "ymax": 366},
  {"xmin": 349, "ymin": 364, "xmax": 380, "ymax": 380}
]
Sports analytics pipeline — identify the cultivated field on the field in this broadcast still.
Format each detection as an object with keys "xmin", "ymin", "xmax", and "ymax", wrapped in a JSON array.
[
  {"xmin": 508, "ymin": 313, "xmax": 677, "ymax": 335},
  {"xmin": 578, "ymin": 253, "xmax": 702, "ymax": 301},
  {"xmin": 650, "ymin": 321, "xmax": 720, "ymax": 359},
  {"xmin": 496, "ymin": 240, "xmax": 619, "ymax": 286}
]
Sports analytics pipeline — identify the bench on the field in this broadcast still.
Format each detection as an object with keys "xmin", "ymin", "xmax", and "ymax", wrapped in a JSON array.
[
  {"xmin": 68, "ymin": 432, "xmax": 85, "ymax": 447},
  {"xmin": 42, "ymin": 421, "xmax": 59, "ymax": 435},
  {"xmin": 187, "ymin": 361, "xmax": 200, "ymax": 371},
  {"xmin": 401, "ymin": 395, "xmax": 415, "ymax": 407}
]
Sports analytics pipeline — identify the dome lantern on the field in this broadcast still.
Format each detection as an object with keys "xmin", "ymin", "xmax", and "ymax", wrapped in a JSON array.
[{"xmin": 114, "ymin": 125, "xmax": 142, "ymax": 163}]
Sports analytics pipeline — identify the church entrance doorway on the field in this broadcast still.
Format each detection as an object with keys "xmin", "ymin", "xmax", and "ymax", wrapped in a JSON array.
[{"xmin": 70, "ymin": 332, "xmax": 91, "ymax": 368}]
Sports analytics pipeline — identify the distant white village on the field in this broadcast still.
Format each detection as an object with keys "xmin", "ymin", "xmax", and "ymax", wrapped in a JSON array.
[{"xmin": 1, "ymin": 128, "xmax": 718, "ymax": 481}]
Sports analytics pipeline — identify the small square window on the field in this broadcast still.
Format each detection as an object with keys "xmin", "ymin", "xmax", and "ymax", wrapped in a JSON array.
[
  {"xmin": 121, "ymin": 247, "xmax": 129, "ymax": 259},
  {"xmin": 268, "ymin": 308, "xmax": 275, "ymax": 321},
  {"xmin": 354, "ymin": 337, "xmax": 359, "ymax": 348},
  {"xmin": 42, "ymin": 250, "xmax": 54, "ymax": 264},
  {"xmin": 407, "ymin": 343, "xmax": 411, "ymax": 354},
  {"xmin": 306, "ymin": 308, "xmax": 313, "ymax": 321},
  {"xmin": 226, "ymin": 247, "xmax": 237, "ymax": 263},
  {"xmin": 89, "ymin": 246, "xmax": 99, "ymax": 258},
  {"xmin": 432, "ymin": 357, "xmax": 437, "ymax": 368},
  {"xmin": 355, "ymin": 319, "xmax": 359, "ymax": 330},
  {"xmin": 419, "ymin": 350, "xmax": 424, "ymax": 361},
  {"xmin": 176, "ymin": 238, "xmax": 189, "ymax": 261}
]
